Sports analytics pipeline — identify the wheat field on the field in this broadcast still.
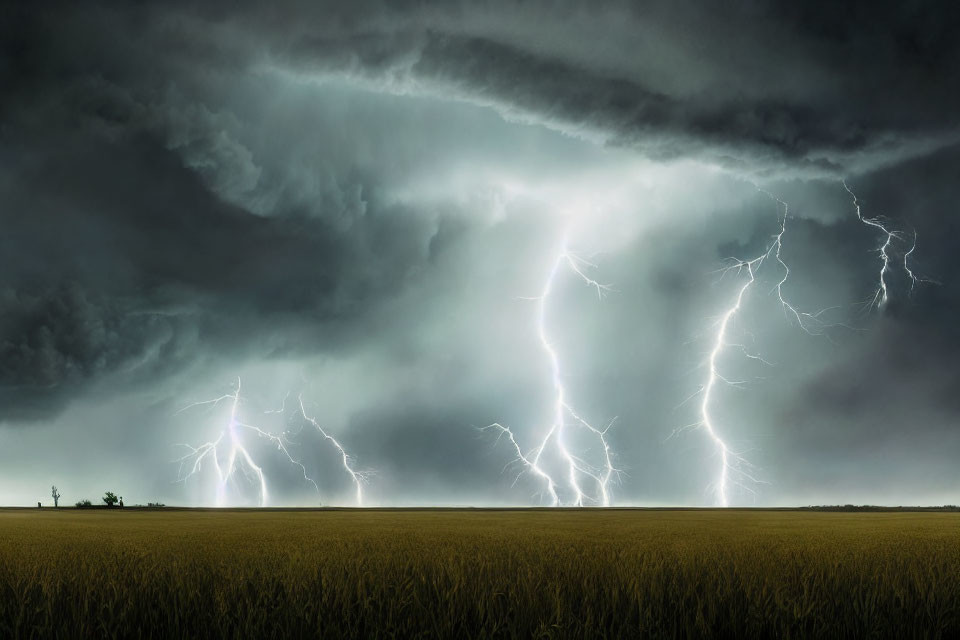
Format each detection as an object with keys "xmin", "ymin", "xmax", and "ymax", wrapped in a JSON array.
[{"xmin": 0, "ymin": 508, "xmax": 958, "ymax": 638}]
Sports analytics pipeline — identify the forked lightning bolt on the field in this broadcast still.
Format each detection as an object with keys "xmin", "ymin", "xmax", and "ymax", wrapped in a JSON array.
[
  {"xmin": 760, "ymin": 189, "xmax": 842, "ymax": 336},
  {"xmin": 843, "ymin": 181, "xmax": 900, "ymax": 310},
  {"xmin": 297, "ymin": 395, "xmax": 365, "ymax": 506},
  {"xmin": 902, "ymin": 230, "xmax": 938, "ymax": 293},
  {"xmin": 175, "ymin": 378, "xmax": 366, "ymax": 506},
  {"xmin": 691, "ymin": 190, "xmax": 817, "ymax": 506},
  {"xmin": 697, "ymin": 252, "xmax": 768, "ymax": 507},
  {"xmin": 694, "ymin": 183, "xmax": 932, "ymax": 505},
  {"xmin": 843, "ymin": 180, "xmax": 932, "ymax": 308},
  {"xmin": 487, "ymin": 230, "xmax": 618, "ymax": 506}
]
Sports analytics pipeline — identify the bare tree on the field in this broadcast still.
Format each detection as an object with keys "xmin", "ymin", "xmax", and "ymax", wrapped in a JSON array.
[{"xmin": 51, "ymin": 485, "xmax": 61, "ymax": 508}]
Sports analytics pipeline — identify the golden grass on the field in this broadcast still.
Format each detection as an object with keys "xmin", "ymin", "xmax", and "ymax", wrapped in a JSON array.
[{"xmin": 1, "ymin": 508, "xmax": 958, "ymax": 638}]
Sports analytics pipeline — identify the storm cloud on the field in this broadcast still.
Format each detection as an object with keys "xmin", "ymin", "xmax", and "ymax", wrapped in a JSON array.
[{"xmin": 1, "ymin": 1, "xmax": 958, "ymax": 506}]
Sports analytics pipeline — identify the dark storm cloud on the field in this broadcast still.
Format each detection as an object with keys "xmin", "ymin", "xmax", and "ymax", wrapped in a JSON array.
[
  {"xmin": 1, "ymin": 1, "xmax": 959, "ymax": 506},
  {"xmin": 0, "ymin": 284, "xmax": 182, "ymax": 419},
  {"xmin": 0, "ymin": 126, "xmax": 445, "ymax": 416},
  {"xmin": 0, "ymin": 56, "xmax": 446, "ymax": 418},
  {"xmin": 8, "ymin": 2, "xmax": 958, "ymax": 174},
  {"xmin": 263, "ymin": 1, "xmax": 960, "ymax": 172}
]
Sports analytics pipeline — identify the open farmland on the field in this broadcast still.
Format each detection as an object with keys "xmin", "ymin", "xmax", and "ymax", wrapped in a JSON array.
[{"xmin": 1, "ymin": 508, "xmax": 958, "ymax": 638}]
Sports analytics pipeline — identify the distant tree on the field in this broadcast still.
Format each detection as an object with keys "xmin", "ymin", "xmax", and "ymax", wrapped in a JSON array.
[
  {"xmin": 75, "ymin": 499, "xmax": 93, "ymax": 508},
  {"xmin": 103, "ymin": 491, "xmax": 119, "ymax": 507},
  {"xmin": 51, "ymin": 485, "xmax": 61, "ymax": 508}
]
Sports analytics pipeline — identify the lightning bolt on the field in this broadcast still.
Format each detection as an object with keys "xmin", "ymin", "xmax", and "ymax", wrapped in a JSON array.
[
  {"xmin": 692, "ymin": 182, "xmax": 935, "ymax": 505},
  {"xmin": 487, "ymin": 229, "xmax": 618, "ymax": 506},
  {"xmin": 175, "ymin": 378, "xmax": 366, "ymax": 506},
  {"xmin": 760, "ymin": 189, "xmax": 843, "ymax": 336},
  {"xmin": 903, "ymin": 231, "xmax": 921, "ymax": 295},
  {"xmin": 843, "ymin": 181, "xmax": 938, "ymax": 307},
  {"xmin": 692, "ymin": 190, "xmax": 816, "ymax": 505},
  {"xmin": 842, "ymin": 181, "xmax": 902, "ymax": 310},
  {"xmin": 297, "ymin": 395, "xmax": 366, "ymax": 506},
  {"xmin": 698, "ymin": 254, "xmax": 767, "ymax": 507},
  {"xmin": 901, "ymin": 230, "xmax": 940, "ymax": 293}
]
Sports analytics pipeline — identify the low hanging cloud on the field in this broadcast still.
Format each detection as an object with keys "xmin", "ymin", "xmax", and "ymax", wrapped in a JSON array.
[
  {"xmin": 6, "ymin": 2, "xmax": 960, "ymax": 176},
  {"xmin": 259, "ymin": 1, "xmax": 960, "ymax": 173}
]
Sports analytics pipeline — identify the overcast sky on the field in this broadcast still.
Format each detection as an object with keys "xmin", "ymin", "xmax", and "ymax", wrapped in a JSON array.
[{"xmin": 1, "ymin": 1, "xmax": 959, "ymax": 507}]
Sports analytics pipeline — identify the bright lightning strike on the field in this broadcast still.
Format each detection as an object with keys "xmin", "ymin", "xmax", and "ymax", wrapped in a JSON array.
[
  {"xmin": 901, "ymin": 230, "xmax": 940, "ymax": 293},
  {"xmin": 692, "ymin": 190, "xmax": 815, "ymax": 505},
  {"xmin": 843, "ymin": 181, "xmax": 902, "ymax": 310},
  {"xmin": 175, "ymin": 378, "xmax": 366, "ymax": 506},
  {"xmin": 843, "ymin": 180, "xmax": 939, "ymax": 309},
  {"xmin": 487, "ymin": 229, "xmax": 619, "ymax": 507},
  {"xmin": 842, "ymin": 180, "xmax": 939, "ymax": 309},
  {"xmin": 760, "ymin": 189, "xmax": 841, "ymax": 336},
  {"xmin": 698, "ymin": 254, "xmax": 767, "ymax": 507},
  {"xmin": 297, "ymin": 395, "xmax": 366, "ymax": 506},
  {"xmin": 692, "ymin": 182, "xmax": 934, "ymax": 506}
]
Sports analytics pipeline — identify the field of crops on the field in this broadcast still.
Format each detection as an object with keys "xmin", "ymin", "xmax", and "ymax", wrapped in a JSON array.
[{"xmin": 1, "ymin": 508, "xmax": 958, "ymax": 638}]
